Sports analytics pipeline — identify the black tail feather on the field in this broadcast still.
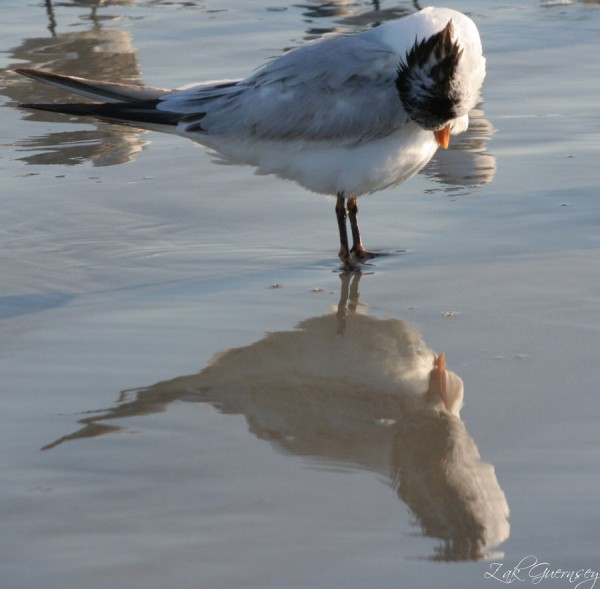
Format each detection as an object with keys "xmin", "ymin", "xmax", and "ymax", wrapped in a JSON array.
[{"xmin": 20, "ymin": 100, "xmax": 183, "ymax": 126}]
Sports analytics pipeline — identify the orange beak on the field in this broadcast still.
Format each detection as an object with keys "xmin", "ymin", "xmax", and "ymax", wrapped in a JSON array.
[
  {"xmin": 428, "ymin": 353, "xmax": 450, "ymax": 410},
  {"xmin": 434, "ymin": 124, "xmax": 451, "ymax": 149}
]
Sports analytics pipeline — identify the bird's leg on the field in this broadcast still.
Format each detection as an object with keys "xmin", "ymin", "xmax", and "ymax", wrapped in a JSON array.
[
  {"xmin": 336, "ymin": 192, "xmax": 352, "ymax": 269},
  {"xmin": 347, "ymin": 197, "xmax": 374, "ymax": 260}
]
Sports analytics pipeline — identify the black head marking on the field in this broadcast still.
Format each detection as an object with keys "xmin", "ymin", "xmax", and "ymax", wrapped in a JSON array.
[{"xmin": 395, "ymin": 20, "xmax": 464, "ymax": 131}]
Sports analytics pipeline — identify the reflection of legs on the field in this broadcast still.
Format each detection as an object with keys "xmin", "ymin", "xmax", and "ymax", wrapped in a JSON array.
[
  {"xmin": 347, "ymin": 197, "xmax": 373, "ymax": 260},
  {"xmin": 336, "ymin": 271, "xmax": 363, "ymax": 335},
  {"xmin": 336, "ymin": 271, "xmax": 350, "ymax": 334},
  {"xmin": 348, "ymin": 270, "xmax": 361, "ymax": 313}
]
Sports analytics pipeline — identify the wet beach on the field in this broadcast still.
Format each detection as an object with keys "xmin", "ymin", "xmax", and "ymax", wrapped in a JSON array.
[{"xmin": 1, "ymin": 1, "xmax": 600, "ymax": 587}]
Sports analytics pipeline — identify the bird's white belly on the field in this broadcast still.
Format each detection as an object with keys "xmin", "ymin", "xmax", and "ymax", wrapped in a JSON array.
[{"xmin": 186, "ymin": 124, "xmax": 438, "ymax": 197}]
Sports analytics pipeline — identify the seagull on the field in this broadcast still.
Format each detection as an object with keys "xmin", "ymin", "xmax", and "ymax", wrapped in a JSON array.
[{"xmin": 15, "ymin": 6, "xmax": 485, "ymax": 269}]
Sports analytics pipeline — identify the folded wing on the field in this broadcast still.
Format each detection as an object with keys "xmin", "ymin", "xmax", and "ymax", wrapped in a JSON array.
[
  {"xmin": 168, "ymin": 35, "xmax": 409, "ymax": 142},
  {"xmin": 17, "ymin": 33, "xmax": 410, "ymax": 143}
]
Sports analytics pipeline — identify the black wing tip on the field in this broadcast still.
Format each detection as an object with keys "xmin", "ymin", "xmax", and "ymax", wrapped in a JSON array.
[
  {"xmin": 19, "ymin": 102, "xmax": 99, "ymax": 115},
  {"xmin": 15, "ymin": 67, "xmax": 66, "ymax": 76},
  {"xmin": 14, "ymin": 67, "xmax": 53, "ymax": 79},
  {"xmin": 15, "ymin": 67, "xmax": 82, "ymax": 92},
  {"xmin": 19, "ymin": 100, "xmax": 182, "ymax": 126}
]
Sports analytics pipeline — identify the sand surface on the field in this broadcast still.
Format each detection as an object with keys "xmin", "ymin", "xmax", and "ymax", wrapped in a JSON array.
[{"xmin": 1, "ymin": 1, "xmax": 599, "ymax": 587}]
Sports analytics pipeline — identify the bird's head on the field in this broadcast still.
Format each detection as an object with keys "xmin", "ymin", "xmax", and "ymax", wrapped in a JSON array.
[{"xmin": 395, "ymin": 19, "xmax": 483, "ymax": 147}]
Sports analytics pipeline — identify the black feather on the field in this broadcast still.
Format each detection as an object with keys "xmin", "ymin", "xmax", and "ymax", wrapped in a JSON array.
[
  {"xmin": 20, "ymin": 99, "xmax": 183, "ymax": 126},
  {"xmin": 395, "ymin": 20, "xmax": 464, "ymax": 131}
]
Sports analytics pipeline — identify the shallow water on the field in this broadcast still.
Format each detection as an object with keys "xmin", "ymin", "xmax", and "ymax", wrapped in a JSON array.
[{"xmin": 1, "ymin": 1, "xmax": 600, "ymax": 587}]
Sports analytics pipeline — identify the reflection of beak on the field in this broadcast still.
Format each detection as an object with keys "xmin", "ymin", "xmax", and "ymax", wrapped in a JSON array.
[
  {"xmin": 428, "ymin": 353, "xmax": 450, "ymax": 410},
  {"xmin": 434, "ymin": 124, "xmax": 451, "ymax": 149}
]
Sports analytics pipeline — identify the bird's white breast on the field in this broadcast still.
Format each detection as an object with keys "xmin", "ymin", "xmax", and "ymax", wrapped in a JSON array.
[{"xmin": 188, "ymin": 122, "xmax": 439, "ymax": 197}]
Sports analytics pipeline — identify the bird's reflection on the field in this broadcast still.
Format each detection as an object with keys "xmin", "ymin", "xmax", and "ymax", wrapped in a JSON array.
[
  {"xmin": 424, "ymin": 105, "xmax": 496, "ymax": 190},
  {"xmin": 44, "ymin": 273, "xmax": 509, "ymax": 561},
  {"xmin": 296, "ymin": 1, "xmax": 415, "ymax": 36},
  {"xmin": 3, "ymin": 0, "xmax": 148, "ymax": 166}
]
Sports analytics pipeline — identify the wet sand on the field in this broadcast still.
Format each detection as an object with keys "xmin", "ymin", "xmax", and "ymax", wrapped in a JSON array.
[{"xmin": 1, "ymin": 1, "xmax": 599, "ymax": 587}]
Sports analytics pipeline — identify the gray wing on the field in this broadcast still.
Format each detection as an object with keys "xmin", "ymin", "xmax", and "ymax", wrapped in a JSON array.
[{"xmin": 161, "ymin": 34, "xmax": 409, "ymax": 142}]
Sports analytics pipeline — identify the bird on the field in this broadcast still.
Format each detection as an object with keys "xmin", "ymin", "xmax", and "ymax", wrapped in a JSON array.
[{"xmin": 15, "ymin": 6, "xmax": 486, "ymax": 270}]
